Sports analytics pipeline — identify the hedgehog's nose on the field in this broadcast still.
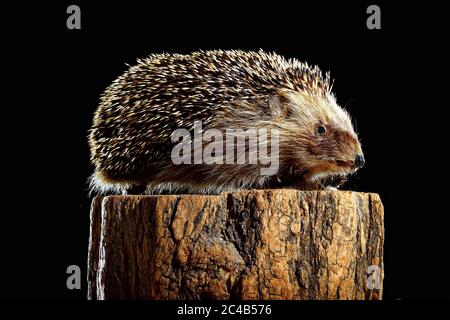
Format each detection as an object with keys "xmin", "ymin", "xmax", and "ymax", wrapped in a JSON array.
[{"xmin": 354, "ymin": 154, "xmax": 365, "ymax": 168}]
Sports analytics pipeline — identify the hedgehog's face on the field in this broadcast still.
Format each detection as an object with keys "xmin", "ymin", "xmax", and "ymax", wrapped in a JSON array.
[
  {"xmin": 301, "ymin": 119, "xmax": 364, "ymax": 187},
  {"xmin": 282, "ymin": 91, "xmax": 364, "ymax": 188}
]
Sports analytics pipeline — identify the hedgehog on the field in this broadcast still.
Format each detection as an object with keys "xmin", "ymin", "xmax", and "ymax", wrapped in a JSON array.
[{"xmin": 88, "ymin": 49, "xmax": 365, "ymax": 195}]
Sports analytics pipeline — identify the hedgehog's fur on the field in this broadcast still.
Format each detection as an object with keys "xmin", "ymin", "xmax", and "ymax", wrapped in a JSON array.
[{"xmin": 88, "ymin": 49, "xmax": 364, "ymax": 195}]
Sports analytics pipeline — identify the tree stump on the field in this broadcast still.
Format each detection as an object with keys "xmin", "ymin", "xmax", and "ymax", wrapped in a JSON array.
[{"xmin": 88, "ymin": 190, "xmax": 384, "ymax": 300}]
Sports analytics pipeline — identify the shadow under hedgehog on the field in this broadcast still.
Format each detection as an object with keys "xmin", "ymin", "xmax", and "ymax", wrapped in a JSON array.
[{"xmin": 88, "ymin": 50, "xmax": 365, "ymax": 195}]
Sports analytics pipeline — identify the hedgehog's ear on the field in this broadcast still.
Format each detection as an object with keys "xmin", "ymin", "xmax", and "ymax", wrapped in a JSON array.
[{"xmin": 268, "ymin": 92, "xmax": 292, "ymax": 120}]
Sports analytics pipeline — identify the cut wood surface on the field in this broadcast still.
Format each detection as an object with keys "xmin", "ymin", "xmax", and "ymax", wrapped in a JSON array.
[{"xmin": 88, "ymin": 190, "xmax": 384, "ymax": 300}]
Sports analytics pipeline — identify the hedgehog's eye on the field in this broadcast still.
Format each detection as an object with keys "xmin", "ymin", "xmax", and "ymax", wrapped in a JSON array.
[{"xmin": 317, "ymin": 125, "xmax": 326, "ymax": 135}]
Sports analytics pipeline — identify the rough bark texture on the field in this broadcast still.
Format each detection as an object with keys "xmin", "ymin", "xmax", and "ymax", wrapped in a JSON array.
[{"xmin": 88, "ymin": 190, "xmax": 384, "ymax": 300}]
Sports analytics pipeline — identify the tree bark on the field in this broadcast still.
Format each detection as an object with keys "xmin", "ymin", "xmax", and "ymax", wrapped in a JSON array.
[{"xmin": 88, "ymin": 190, "xmax": 384, "ymax": 300}]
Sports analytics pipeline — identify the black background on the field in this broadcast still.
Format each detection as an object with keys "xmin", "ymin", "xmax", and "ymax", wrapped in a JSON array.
[{"xmin": 2, "ymin": 1, "xmax": 449, "ymax": 300}]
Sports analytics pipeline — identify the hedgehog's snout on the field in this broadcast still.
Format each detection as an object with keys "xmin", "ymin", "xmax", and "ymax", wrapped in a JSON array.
[{"xmin": 354, "ymin": 154, "xmax": 365, "ymax": 168}]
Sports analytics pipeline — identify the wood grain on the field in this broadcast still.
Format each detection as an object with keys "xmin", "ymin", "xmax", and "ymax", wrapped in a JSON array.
[{"xmin": 88, "ymin": 190, "xmax": 384, "ymax": 300}]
